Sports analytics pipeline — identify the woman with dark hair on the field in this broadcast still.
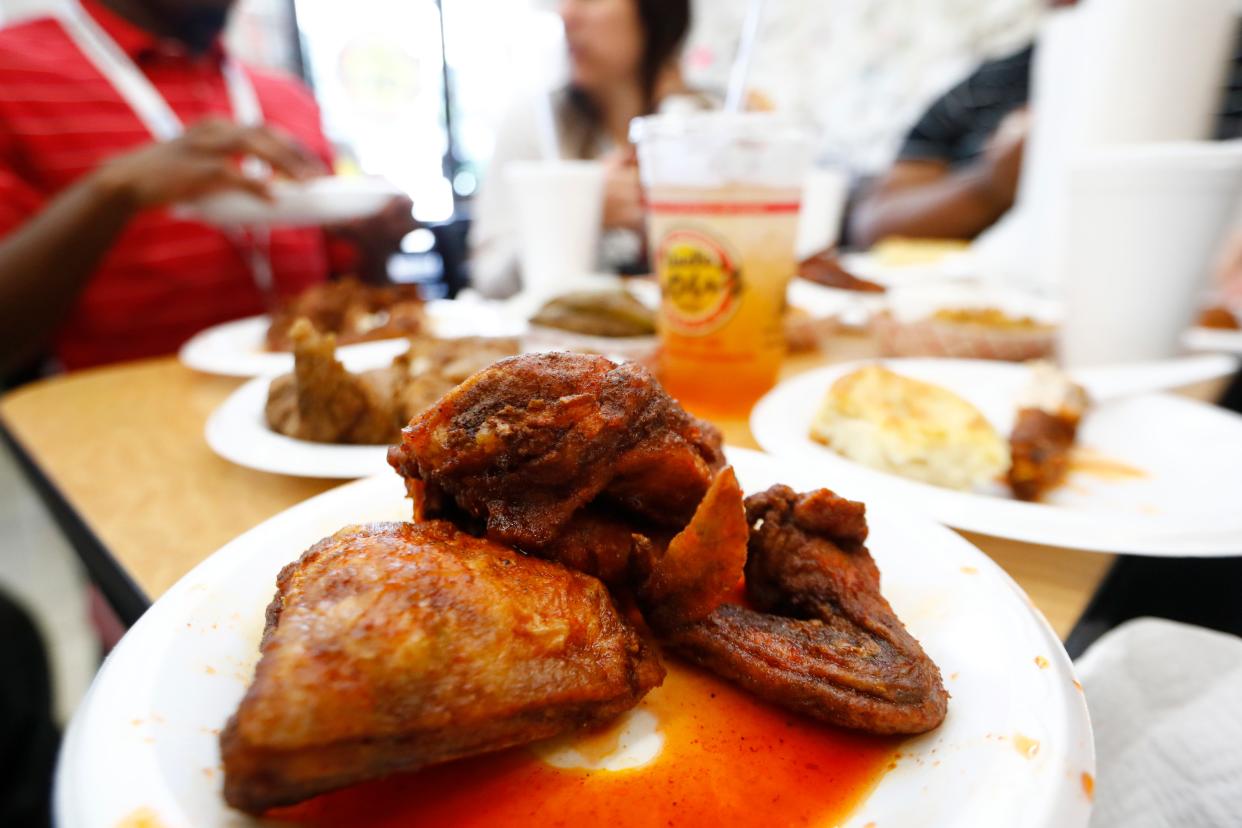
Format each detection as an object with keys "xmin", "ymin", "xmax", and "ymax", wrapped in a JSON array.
[{"xmin": 470, "ymin": 0, "xmax": 706, "ymax": 297}]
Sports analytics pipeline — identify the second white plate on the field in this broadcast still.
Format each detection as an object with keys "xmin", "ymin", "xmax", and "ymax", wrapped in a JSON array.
[{"xmin": 752, "ymin": 359, "xmax": 1242, "ymax": 555}]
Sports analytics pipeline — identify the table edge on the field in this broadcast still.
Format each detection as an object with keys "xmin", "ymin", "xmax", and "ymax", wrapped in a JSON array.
[{"xmin": 1, "ymin": 417, "xmax": 150, "ymax": 626}]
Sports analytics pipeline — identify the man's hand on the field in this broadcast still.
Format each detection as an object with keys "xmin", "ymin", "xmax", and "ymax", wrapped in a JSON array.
[
  {"xmin": 601, "ymin": 147, "xmax": 645, "ymax": 232},
  {"xmin": 91, "ymin": 117, "xmax": 324, "ymax": 211},
  {"xmin": 328, "ymin": 195, "xmax": 418, "ymax": 283}
]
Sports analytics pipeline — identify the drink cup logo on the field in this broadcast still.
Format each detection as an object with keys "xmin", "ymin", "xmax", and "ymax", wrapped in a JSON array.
[{"xmin": 657, "ymin": 229, "xmax": 743, "ymax": 335}]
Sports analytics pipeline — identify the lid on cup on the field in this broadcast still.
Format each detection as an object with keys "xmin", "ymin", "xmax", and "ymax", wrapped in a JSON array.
[
  {"xmin": 629, "ymin": 112, "xmax": 814, "ymax": 190},
  {"xmin": 629, "ymin": 111, "xmax": 811, "ymax": 144}
]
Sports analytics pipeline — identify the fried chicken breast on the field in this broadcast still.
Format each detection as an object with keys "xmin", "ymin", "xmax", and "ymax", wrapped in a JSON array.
[{"xmin": 221, "ymin": 521, "xmax": 663, "ymax": 814}]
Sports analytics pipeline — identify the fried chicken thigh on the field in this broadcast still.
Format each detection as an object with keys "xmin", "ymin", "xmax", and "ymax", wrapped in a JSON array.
[
  {"xmin": 221, "ymin": 521, "xmax": 663, "ymax": 815},
  {"xmin": 388, "ymin": 352, "xmax": 741, "ymax": 626},
  {"xmin": 659, "ymin": 486, "xmax": 948, "ymax": 735}
]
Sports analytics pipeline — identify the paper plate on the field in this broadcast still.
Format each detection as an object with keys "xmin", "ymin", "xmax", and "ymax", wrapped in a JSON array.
[
  {"xmin": 180, "ymin": 177, "xmax": 401, "ymax": 227},
  {"xmin": 179, "ymin": 301, "xmax": 530, "ymax": 378},
  {"xmin": 1184, "ymin": 325, "xmax": 1242, "ymax": 355},
  {"xmin": 205, "ymin": 374, "xmax": 392, "ymax": 479},
  {"xmin": 55, "ymin": 448, "xmax": 1093, "ymax": 828},
  {"xmin": 752, "ymin": 359, "xmax": 1242, "ymax": 554}
]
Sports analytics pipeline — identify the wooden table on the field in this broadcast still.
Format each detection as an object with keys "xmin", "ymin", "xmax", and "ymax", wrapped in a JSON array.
[{"xmin": 2, "ymin": 335, "xmax": 1126, "ymax": 636}]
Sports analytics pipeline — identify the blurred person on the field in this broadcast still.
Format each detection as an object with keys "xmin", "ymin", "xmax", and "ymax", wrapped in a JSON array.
[
  {"xmin": 470, "ymin": 0, "xmax": 707, "ymax": 298},
  {"xmin": 0, "ymin": 0, "xmax": 414, "ymax": 377},
  {"xmin": 850, "ymin": 0, "xmax": 1242, "ymax": 249},
  {"xmin": 849, "ymin": 0, "xmax": 1079, "ymax": 248}
]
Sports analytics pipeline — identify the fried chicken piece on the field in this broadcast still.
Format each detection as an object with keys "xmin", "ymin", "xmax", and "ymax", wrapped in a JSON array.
[
  {"xmin": 266, "ymin": 279, "xmax": 425, "ymax": 351},
  {"xmin": 1007, "ymin": 362, "xmax": 1089, "ymax": 501},
  {"xmin": 391, "ymin": 336, "xmax": 521, "ymax": 424},
  {"xmin": 221, "ymin": 521, "xmax": 663, "ymax": 815},
  {"xmin": 389, "ymin": 352, "xmax": 725, "ymax": 546},
  {"xmin": 387, "ymin": 352, "xmax": 740, "ymax": 625},
  {"xmin": 263, "ymin": 319, "xmax": 399, "ymax": 444},
  {"xmin": 658, "ymin": 486, "xmax": 948, "ymax": 735}
]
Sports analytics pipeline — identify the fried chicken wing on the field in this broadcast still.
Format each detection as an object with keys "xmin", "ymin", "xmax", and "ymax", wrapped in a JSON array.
[
  {"xmin": 264, "ymin": 319, "xmax": 398, "ymax": 444},
  {"xmin": 658, "ymin": 486, "xmax": 948, "ymax": 735},
  {"xmin": 221, "ymin": 521, "xmax": 663, "ymax": 815}
]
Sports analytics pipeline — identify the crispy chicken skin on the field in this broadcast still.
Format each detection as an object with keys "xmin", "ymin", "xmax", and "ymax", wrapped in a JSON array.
[
  {"xmin": 221, "ymin": 521, "xmax": 663, "ymax": 815},
  {"xmin": 659, "ymin": 486, "xmax": 948, "ymax": 735},
  {"xmin": 387, "ymin": 353, "xmax": 742, "ymax": 626},
  {"xmin": 388, "ymin": 352, "xmax": 726, "ymax": 548}
]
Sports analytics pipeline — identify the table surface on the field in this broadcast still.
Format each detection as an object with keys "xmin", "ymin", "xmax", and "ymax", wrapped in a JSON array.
[{"xmin": 1, "ymin": 331, "xmax": 1147, "ymax": 638}]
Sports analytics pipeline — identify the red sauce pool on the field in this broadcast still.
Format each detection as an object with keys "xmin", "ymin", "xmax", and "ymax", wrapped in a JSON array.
[{"xmin": 270, "ymin": 657, "xmax": 899, "ymax": 828}]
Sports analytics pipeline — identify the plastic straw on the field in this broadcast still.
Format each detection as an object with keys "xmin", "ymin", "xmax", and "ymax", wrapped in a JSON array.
[
  {"xmin": 535, "ymin": 89, "xmax": 560, "ymax": 160},
  {"xmin": 724, "ymin": 0, "xmax": 768, "ymax": 113}
]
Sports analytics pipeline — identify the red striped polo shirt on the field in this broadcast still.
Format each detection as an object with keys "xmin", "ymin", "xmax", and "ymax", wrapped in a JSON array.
[{"xmin": 0, "ymin": 1, "xmax": 332, "ymax": 370}]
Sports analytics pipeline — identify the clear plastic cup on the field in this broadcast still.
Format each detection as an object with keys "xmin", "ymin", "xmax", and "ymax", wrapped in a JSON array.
[{"xmin": 630, "ymin": 112, "xmax": 813, "ymax": 416}]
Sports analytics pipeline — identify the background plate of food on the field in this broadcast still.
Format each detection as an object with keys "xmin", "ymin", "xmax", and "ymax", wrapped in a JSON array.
[
  {"xmin": 55, "ymin": 447, "xmax": 1093, "ymax": 828},
  {"xmin": 752, "ymin": 358, "xmax": 1242, "ymax": 554},
  {"xmin": 179, "ymin": 280, "xmax": 526, "ymax": 377},
  {"xmin": 205, "ymin": 324, "xmax": 520, "ymax": 478}
]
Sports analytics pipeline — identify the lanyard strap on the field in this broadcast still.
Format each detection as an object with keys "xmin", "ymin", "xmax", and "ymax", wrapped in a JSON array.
[
  {"xmin": 58, "ymin": 1, "xmax": 263, "ymax": 138},
  {"xmin": 59, "ymin": 2, "xmax": 275, "ymax": 296}
]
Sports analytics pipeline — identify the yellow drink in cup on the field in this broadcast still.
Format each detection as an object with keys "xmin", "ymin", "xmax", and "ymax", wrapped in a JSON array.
[{"xmin": 631, "ymin": 114, "xmax": 812, "ymax": 417}]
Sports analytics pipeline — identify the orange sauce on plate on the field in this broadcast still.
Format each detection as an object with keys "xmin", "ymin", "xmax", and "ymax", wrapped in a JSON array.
[{"xmin": 272, "ymin": 658, "xmax": 899, "ymax": 828}]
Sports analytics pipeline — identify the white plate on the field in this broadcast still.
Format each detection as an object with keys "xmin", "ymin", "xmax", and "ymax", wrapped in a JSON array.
[
  {"xmin": 179, "ymin": 301, "xmax": 530, "ymax": 378},
  {"xmin": 1184, "ymin": 326, "xmax": 1242, "ymax": 355},
  {"xmin": 838, "ymin": 250, "xmax": 979, "ymax": 288},
  {"xmin": 55, "ymin": 448, "xmax": 1093, "ymax": 828},
  {"xmin": 180, "ymin": 177, "xmax": 401, "ymax": 227},
  {"xmin": 752, "ymin": 359, "xmax": 1242, "ymax": 555},
  {"xmin": 205, "ymin": 373, "xmax": 392, "ymax": 480}
]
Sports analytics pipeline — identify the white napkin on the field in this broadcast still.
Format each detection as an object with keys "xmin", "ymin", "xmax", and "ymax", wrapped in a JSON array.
[{"xmin": 1077, "ymin": 617, "xmax": 1242, "ymax": 828}]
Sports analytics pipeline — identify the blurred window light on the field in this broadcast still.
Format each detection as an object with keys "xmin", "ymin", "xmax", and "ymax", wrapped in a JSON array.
[{"xmin": 401, "ymin": 227, "xmax": 437, "ymax": 254}]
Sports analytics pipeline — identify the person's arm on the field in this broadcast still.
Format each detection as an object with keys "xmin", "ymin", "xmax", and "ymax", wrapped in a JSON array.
[
  {"xmin": 0, "ymin": 118, "xmax": 321, "ymax": 373},
  {"xmin": 851, "ymin": 106, "xmax": 1029, "ymax": 250}
]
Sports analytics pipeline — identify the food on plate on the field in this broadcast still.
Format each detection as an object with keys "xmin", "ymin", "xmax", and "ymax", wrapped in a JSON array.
[
  {"xmin": 530, "ymin": 289, "xmax": 658, "ymax": 338},
  {"xmin": 809, "ymin": 364, "xmax": 1010, "ymax": 490},
  {"xmin": 798, "ymin": 250, "xmax": 886, "ymax": 293},
  {"xmin": 390, "ymin": 352, "xmax": 945, "ymax": 731},
  {"xmin": 662, "ymin": 485, "xmax": 948, "ymax": 734},
  {"xmin": 870, "ymin": 236, "xmax": 969, "ymax": 267},
  {"xmin": 388, "ymin": 352, "xmax": 741, "ymax": 628},
  {"xmin": 265, "ymin": 319, "xmax": 396, "ymax": 444},
  {"xmin": 929, "ymin": 307, "xmax": 1052, "ymax": 331},
  {"xmin": 783, "ymin": 305, "xmax": 839, "ymax": 353},
  {"xmin": 265, "ymin": 278, "xmax": 426, "ymax": 351},
  {"xmin": 1007, "ymin": 362, "xmax": 1089, "ymax": 502},
  {"xmin": 874, "ymin": 306, "xmax": 1056, "ymax": 362},
  {"xmin": 265, "ymin": 320, "xmax": 518, "ymax": 444},
  {"xmin": 1198, "ymin": 305, "xmax": 1241, "ymax": 330},
  {"xmin": 221, "ymin": 521, "xmax": 663, "ymax": 814}
]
